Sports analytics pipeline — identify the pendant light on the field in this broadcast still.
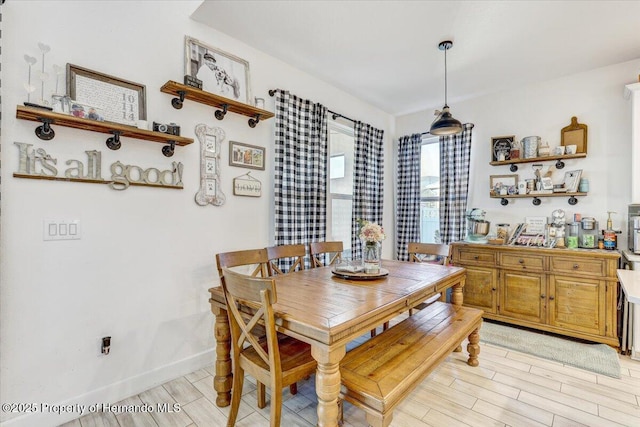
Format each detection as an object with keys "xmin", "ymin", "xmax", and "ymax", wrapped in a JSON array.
[{"xmin": 430, "ymin": 40, "xmax": 463, "ymax": 136}]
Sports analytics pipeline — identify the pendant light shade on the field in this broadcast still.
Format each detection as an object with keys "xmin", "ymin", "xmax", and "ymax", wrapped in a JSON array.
[{"xmin": 430, "ymin": 40, "xmax": 463, "ymax": 136}]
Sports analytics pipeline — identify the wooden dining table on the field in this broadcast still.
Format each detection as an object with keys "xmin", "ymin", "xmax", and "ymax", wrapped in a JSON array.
[{"xmin": 208, "ymin": 259, "xmax": 466, "ymax": 427}]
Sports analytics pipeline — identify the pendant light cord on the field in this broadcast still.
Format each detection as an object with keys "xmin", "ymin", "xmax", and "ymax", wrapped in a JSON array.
[{"xmin": 443, "ymin": 44, "xmax": 448, "ymax": 107}]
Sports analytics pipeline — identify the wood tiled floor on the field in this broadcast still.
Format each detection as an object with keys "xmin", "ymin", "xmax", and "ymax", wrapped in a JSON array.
[{"xmin": 62, "ymin": 328, "xmax": 640, "ymax": 427}]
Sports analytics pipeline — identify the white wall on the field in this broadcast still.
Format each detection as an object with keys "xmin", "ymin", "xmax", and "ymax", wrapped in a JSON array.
[
  {"xmin": 0, "ymin": 2, "xmax": 394, "ymax": 426},
  {"xmin": 397, "ymin": 59, "xmax": 640, "ymax": 246}
]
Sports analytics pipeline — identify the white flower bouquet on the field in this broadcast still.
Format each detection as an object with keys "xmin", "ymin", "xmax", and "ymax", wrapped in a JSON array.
[{"xmin": 357, "ymin": 219, "xmax": 386, "ymax": 243}]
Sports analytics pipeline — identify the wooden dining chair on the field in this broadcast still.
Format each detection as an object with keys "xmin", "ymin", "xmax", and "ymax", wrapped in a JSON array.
[
  {"xmin": 407, "ymin": 242, "xmax": 451, "ymax": 313},
  {"xmin": 215, "ymin": 248, "xmax": 269, "ymax": 278},
  {"xmin": 215, "ymin": 248, "xmax": 301, "ymax": 396},
  {"xmin": 408, "ymin": 242, "xmax": 451, "ymax": 265},
  {"xmin": 221, "ymin": 268, "xmax": 317, "ymax": 427},
  {"xmin": 266, "ymin": 244, "xmax": 306, "ymax": 275},
  {"xmin": 309, "ymin": 241, "xmax": 343, "ymax": 268}
]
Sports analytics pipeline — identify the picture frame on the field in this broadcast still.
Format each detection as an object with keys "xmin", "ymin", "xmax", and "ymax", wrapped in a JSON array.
[
  {"xmin": 491, "ymin": 135, "xmax": 515, "ymax": 162},
  {"xmin": 561, "ymin": 116, "xmax": 588, "ymax": 154},
  {"xmin": 490, "ymin": 174, "xmax": 518, "ymax": 196},
  {"xmin": 229, "ymin": 141, "xmax": 265, "ymax": 170},
  {"xmin": 562, "ymin": 169, "xmax": 582, "ymax": 193},
  {"xmin": 67, "ymin": 64, "xmax": 146, "ymax": 127},
  {"xmin": 233, "ymin": 173, "xmax": 262, "ymax": 197},
  {"xmin": 185, "ymin": 36, "xmax": 251, "ymax": 104},
  {"xmin": 194, "ymin": 124, "xmax": 226, "ymax": 207}
]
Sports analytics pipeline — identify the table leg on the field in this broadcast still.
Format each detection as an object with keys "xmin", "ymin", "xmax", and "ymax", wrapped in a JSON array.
[
  {"xmin": 212, "ymin": 306, "xmax": 232, "ymax": 407},
  {"xmin": 452, "ymin": 278, "xmax": 465, "ymax": 352},
  {"xmin": 311, "ymin": 345, "xmax": 346, "ymax": 427}
]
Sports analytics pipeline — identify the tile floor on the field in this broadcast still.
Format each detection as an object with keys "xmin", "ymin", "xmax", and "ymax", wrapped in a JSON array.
[{"xmin": 61, "ymin": 329, "xmax": 640, "ymax": 427}]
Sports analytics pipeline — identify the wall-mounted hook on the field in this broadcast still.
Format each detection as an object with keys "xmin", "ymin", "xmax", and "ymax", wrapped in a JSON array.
[
  {"xmin": 35, "ymin": 118, "xmax": 55, "ymax": 140},
  {"xmin": 214, "ymin": 104, "xmax": 228, "ymax": 120},
  {"xmin": 171, "ymin": 90, "xmax": 186, "ymax": 109},
  {"xmin": 106, "ymin": 131, "xmax": 121, "ymax": 150},
  {"xmin": 500, "ymin": 198, "xmax": 509, "ymax": 206},
  {"xmin": 555, "ymin": 159, "xmax": 565, "ymax": 169},
  {"xmin": 248, "ymin": 114, "xmax": 261, "ymax": 128},
  {"xmin": 162, "ymin": 140, "xmax": 176, "ymax": 157},
  {"xmin": 568, "ymin": 196, "xmax": 578, "ymax": 205},
  {"xmin": 509, "ymin": 164, "xmax": 518, "ymax": 172},
  {"xmin": 532, "ymin": 197, "xmax": 541, "ymax": 206}
]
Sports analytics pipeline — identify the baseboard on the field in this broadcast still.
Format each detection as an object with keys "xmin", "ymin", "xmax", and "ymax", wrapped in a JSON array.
[{"xmin": 0, "ymin": 349, "xmax": 215, "ymax": 427}]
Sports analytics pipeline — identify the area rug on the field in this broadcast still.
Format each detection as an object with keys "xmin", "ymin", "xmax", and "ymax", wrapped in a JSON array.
[{"xmin": 480, "ymin": 321, "xmax": 621, "ymax": 378}]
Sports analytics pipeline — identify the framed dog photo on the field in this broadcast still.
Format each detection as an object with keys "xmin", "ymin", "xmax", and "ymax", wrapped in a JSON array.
[
  {"xmin": 185, "ymin": 36, "xmax": 251, "ymax": 104},
  {"xmin": 229, "ymin": 141, "xmax": 265, "ymax": 170}
]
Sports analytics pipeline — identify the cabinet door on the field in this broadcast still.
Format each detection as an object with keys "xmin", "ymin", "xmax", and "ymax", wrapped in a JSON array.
[
  {"xmin": 463, "ymin": 266, "xmax": 497, "ymax": 314},
  {"xmin": 499, "ymin": 270, "xmax": 546, "ymax": 323},
  {"xmin": 548, "ymin": 275, "xmax": 605, "ymax": 335}
]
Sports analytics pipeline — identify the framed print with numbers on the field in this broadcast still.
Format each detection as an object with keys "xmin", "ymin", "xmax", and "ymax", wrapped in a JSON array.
[{"xmin": 66, "ymin": 64, "xmax": 146, "ymax": 127}]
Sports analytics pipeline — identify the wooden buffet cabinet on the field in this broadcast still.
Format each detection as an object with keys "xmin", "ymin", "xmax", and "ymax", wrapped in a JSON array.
[{"xmin": 451, "ymin": 242, "xmax": 620, "ymax": 347}]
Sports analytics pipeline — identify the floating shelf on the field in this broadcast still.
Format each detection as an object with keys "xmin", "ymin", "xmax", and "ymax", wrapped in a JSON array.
[
  {"xmin": 491, "ymin": 192, "xmax": 587, "ymax": 206},
  {"xmin": 490, "ymin": 153, "xmax": 587, "ymax": 172},
  {"xmin": 160, "ymin": 81, "xmax": 274, "ymax": 128},
  {"xmin": 16, "ymin": 106, "xmax": 193, "ymax": 157}
]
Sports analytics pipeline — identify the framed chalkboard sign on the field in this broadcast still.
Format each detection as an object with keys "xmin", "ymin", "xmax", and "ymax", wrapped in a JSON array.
[
  {"xmin": 491, "ymin": 135, "xmax": 515, "ymax": 162},
  {"xmin": 67, "ymin": 64, "xmax": 146, "ymax": 127}
]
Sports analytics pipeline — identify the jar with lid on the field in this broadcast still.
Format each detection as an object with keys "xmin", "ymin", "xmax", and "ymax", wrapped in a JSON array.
[
  {"xmin": 496, "ymin": 223, "xmax": 510, "ymax": 242},
  {"xmin": 567, "ymin": 222, "xmax": 579, "ymax": 248},
  {"xmin": 509, "ymin": 140, "xmax": 521, "ymax": 160}
]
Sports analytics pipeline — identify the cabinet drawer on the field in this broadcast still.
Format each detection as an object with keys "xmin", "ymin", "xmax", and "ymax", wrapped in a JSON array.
[
  {"xmin": 456, "ymin": 249, "xmax": 496, "ymax": 266},
  {"xmin": 550, "ymin": 257, "xmax": 605, "ymax": 276},
  {"xmin": 500, "ymin": 253, "xmax": 545, "ymax": 271}
]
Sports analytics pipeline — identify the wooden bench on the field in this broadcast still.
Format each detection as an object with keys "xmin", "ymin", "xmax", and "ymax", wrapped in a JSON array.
[{"xmin": 339, "ymin": 301, "xmax": 483, "ymax": 427}]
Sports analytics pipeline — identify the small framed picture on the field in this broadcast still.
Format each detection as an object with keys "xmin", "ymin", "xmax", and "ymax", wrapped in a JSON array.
[
  {"xmin": 491, "ymin": 135, "xmax": 515, "ymax": 162},
  {"xmin": 563, "ymin": 170, "xmax": 582, "ymax": 193},
  {"xmin": 490, "ymin": 174, "xmax": 518, "ymax": 196},
  {"xmin": 229, "ymin": 141, "xmax": 265, "ymax": 170},
  {"xmin": 185, "ymin": 36, "xmax": 251, "ymax": 104}
]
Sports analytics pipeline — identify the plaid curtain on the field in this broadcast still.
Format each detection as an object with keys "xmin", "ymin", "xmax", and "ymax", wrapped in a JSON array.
[
  {"xmin": 274, "ymin": 90, "xmax": 328, "ymax": 270},
  {"xmin": 351, "ymin": 122, "xmax": 384, "ymax": 260},
  {"xmin": 395, "ymin": 133, "xmax": 422, "ymax": 261},
  {"xmin": 439, "ymin": 123, "xmax": 474, "ymax": 244}
]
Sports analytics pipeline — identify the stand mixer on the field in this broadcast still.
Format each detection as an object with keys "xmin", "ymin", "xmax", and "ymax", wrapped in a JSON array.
[{"xmin": 465, "ymin": 208, "xmax": 491, "ymax": 243}]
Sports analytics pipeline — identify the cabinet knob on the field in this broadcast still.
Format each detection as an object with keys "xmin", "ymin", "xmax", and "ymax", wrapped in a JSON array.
[
  {"xmin": 549, "ymin": 295, "xmax": 555, "ymax": 300},
  {"xmin": 541, "ymin": 294, "xmax": 545, "ymax": 299},
  {"xmin": 474, "ymin": 255, "xmax": 479, "ymax": 260},
  {"xmin": 492, "ymin": 287, "xmax": 496, "ymax": 291},
  {"xmin": 519, "ymin": 259, "xmax": 524, "ymax": 264},
  {"xmin": 573, "ymin": 264, "xmax": 579, "ymax": 269}
]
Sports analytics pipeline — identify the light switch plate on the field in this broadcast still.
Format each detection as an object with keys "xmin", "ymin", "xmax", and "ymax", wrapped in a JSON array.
[{"xmin": 43, "ymin": 219, "xmax": 81, "ymax": 241}]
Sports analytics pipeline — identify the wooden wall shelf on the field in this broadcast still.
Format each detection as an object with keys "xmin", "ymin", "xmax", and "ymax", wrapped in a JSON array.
[
  {"xmin": 491, "ymin": 153, "xmax": 587, "ymax": 172},
  {"xmin": 160, "ymin": 80, "xmax": 274, "ymax": 128},
  {"xmin": 16, "ymin": 106, "xmax": 193, "ymax": 157},
  {"xmin": 491, "ymin": 192, "xmax": 587, "ymax": 206}
]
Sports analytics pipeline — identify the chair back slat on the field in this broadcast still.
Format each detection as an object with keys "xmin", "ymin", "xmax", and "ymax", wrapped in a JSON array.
[
  {"xmin": 221, "ymin": 268, "xmax": 279, "ymax": 368},
  {"xmin": 266, "ymin": 244, "xmax": 306, "ymax": 275},
  {"xmin": 309, "ymin": 241, "xmax": 343, "ymax": 268},
  {"xmin": 216, "ymin": 248, "xmax": 269, "ymax": 278},
  {"xmin": 407, "ymin": 242, "xmax": 451, "ymax": 265}
]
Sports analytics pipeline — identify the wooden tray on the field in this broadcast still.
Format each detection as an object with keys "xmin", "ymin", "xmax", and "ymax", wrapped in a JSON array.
[{"xmin": 331, "ymin": 268, "xmax": 389, "ymax": 280}]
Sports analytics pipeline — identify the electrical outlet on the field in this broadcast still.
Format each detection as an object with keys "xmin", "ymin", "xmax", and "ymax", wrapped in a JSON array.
[{"xmin": 43, "ymin": 219, "xmax": 81, "ymax": 241}]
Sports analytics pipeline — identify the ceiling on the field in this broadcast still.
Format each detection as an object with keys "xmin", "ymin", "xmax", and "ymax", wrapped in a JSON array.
[{"xmin": 192, "ymin": 1, "xmax": 640, "ymax": 116}]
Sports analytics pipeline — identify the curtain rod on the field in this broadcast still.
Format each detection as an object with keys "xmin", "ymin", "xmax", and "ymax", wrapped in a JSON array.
[{"xmin": 268, "ymin": 89, "xmax": 356, "ymax": 124}]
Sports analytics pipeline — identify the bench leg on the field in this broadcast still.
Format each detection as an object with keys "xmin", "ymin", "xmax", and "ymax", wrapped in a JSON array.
[
  {"xmin": 365, "ymin": 412, "xmax": 393, "ymax": 427},
  {"xmin": 466, "ymin": 326, "xmax": 481, "ymax": 367}
]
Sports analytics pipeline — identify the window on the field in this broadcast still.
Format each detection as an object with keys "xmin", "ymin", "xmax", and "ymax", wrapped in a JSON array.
[
  {"xmin": 328, "ymin": 121, "xmax": 354, "ymax": 256},
  {"xmin": 420, "ymin": 137, "xmax": 441, "ymax": 243}
]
